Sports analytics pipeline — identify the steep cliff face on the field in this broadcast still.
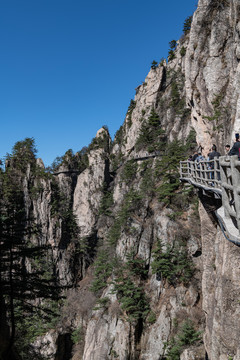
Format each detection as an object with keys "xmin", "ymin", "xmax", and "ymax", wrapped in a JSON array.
[
  {"xmin": 68, "ymin": 1, "xmax": 240, "ymax": 358},
  {"xmin": 185, "ymin": 0, "xmax": 240, "ymax": 153},
  {"xmin": 199, "ymin": 200, "xmax": 240, "ymax": 360},
  {"xmin": 2, "ymin": 1, "xmax": 240, "ymax": 360}
]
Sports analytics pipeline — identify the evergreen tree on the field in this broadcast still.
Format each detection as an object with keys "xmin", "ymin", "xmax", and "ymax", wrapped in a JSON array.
[
  {"xmin": 0, "ymin": 139, "xmax": 61, "ymax": 358},
  {"xmin": 136, "ymin": 108, "xmax": 165, "ymax": 152},
  {"xmin": 151, "ymin": 60, "xmax": 158, "ymax": 69},
  {"xmin": 183, "ymin": 16, "xmax": 192, "ymax": 35}
]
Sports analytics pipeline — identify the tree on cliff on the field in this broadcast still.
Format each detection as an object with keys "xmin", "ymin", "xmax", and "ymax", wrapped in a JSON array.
[
  {"xmin": 0, "ymin": 138, "xmax": 61, "ymax": 358},
  {"xmin": 183, "ymin": 15, "xmax": 192, "ymax": 35}
]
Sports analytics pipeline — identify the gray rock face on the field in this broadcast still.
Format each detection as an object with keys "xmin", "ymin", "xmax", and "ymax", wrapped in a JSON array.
[
  {"xmin": 14, "ymin": 1, "xmax": 240, "ymax": 359},
  {"xmin": 199, "ymin": 202, "xmax": 240, "ymax": 360},
  {"xmin": 73, "ymin": 147, "xmax": 106, "ymax": 237},
  {"xmin": 185, "ymin": 0, "xmax": 240, "ymax": 153}
]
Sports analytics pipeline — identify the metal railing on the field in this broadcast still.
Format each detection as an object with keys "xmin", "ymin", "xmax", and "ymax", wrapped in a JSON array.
[
  {"xmin": 180, "ymin": 158, "xmax": 221, "ymax": 192},
  {"xmin": 180, "ymin": 155, "xmax": 240, "ymax": 240},
  {"xmin": 219, "ymin": 155, "xmax": 240, "ymax": 235}
]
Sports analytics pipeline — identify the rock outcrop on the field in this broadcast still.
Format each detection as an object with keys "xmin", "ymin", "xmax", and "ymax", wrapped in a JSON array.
[{"xmin": 2, "ymin": 1, "xmax": 240, "ymax": 359}]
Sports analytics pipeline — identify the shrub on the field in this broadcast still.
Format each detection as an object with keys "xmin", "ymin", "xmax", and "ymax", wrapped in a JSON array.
[
  {"xmin": 147, "ymin": 311, "xmax": 157, "ymax": 324},
  {"xmin": 159, "ymin": 57, "xmax": 165, "ymax": 66},
  {"xmin": 135, "ymin": 109, "xmax": 165, "ymax": 152},
  {"xmin": 121, "ymin": 160, "xmax": 138, "ymax": 183},
  {"xmin": 126, "ymin": 99, "xmax": 136, "ymax": 127},
  {"xmin": 107, "ymin": 220, "xmax": 122, "ymax": 246},
  {"xmin": 168, "ymin": 40, "xmax": 177, "ymax": 61},
  {"xmin": 114, "ymin": 125, "xmax": 124, "ymax": 145},
  {"xmin": 185, "ymin": 129, "xmax": 197, "ymax": 152},
  {"xmin": 164, "ymin": 319, "xmax": 202, "ymax": 359},
  {"xmin": 107, "ymin": 189, "xmax": 142, "ymax": 245},
  {"xmin": 6, "ymin": 137, "xmax": 37, "ymax": 172},
  {"xmin": 90, "ymin": 250, "xmax": 113, "ymax": 293},
  {"xmin": 88, "ymin": 130, "xmax": 109, "ymax": 152},
  {"xmin": 180, "ymin": 46, "xmax": 186, "ymax": 57},
  {"xmin": 93, "ymin": 297, "xmax": 110, "ymax": 310},
  {"xmin": 183, "ymin": 16, "xmax": 192, "ymax": 35},
  {"xmin": 140, "ymin": 162, "xmax": 155, "ymax": 197},
  {"xmin": 155, "ymin": 140, "xmax": 187, "ymax": 205},
  {"xmin": 125, "ymin": 251, "xmax": 148, "ymax": 279},
  {"xmin": 99, "ymin": 183, "xmax": 114, "ymax": 216},
  {"xmin": 112, "ymin": 274, "xmax": 149, "ymax": 323},
  {"xmin": 71, "ymin": 326, "xmax": 83, "ymax": 344},
  {"xmin": 151, "ymin": 60, "xmax": 158, "ymax": 69},
  {"xmin": 151, "ymin": 239, "xmax": 194, "ymax": 286}
]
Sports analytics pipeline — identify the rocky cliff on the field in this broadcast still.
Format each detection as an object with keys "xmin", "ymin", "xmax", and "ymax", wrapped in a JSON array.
[{"xmin": 1, "ymin": 1, "xmax": 240, "ymax": 359}]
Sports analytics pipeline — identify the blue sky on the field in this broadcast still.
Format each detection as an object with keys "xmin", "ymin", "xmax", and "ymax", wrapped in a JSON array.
[{"xmin": 0, "ymin": 0, "xmax": 197, "ymax": 166}]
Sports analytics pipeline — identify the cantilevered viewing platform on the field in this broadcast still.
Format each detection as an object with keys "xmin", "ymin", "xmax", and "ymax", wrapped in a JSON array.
[{"xmin": 180, "ymin": 155, "xmax": 240, "ymax": 245}]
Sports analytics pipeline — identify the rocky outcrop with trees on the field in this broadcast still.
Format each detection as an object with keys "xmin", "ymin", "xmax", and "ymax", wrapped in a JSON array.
[{"xmin": 1, "ymin": 1, "xmax": 240, "ymax": 359}]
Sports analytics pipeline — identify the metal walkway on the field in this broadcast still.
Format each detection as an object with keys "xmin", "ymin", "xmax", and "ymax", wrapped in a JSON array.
[{"xmin": 180, "ymin": 155, "xmax": 240, "ymax": 243}]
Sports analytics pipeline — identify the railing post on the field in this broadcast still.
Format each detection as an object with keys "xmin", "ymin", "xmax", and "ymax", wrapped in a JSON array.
[
  {"xmin": 219, "ymin": 156, "xmax": 231, "ymax": 219},
  {"xmin": 230, "ymin": 156, "xmax": 240, "ymax": 235},
  {"xmin": 214, "ymin": 158, "xmax": 217, "ymax": 185}
]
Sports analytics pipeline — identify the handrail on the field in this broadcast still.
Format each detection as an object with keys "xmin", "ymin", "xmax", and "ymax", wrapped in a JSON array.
[
  {"xmin": 180, "ymin": 158, "xmax": 221, "ymax": 191},
  {"xmin": 180, "ymin": 155, "xmax": 240, "ymax": 240}
]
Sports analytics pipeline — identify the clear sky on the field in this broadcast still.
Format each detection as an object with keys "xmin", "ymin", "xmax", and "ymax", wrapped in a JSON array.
[{"xmin": 0, "ymin": 0, "xmax": 197, "ymax": 166}]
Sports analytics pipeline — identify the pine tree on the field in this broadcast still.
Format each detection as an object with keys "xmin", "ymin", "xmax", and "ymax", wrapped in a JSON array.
[{"xmin": 0, "ymin": 139, "xmax": 61, "ymax": 358}]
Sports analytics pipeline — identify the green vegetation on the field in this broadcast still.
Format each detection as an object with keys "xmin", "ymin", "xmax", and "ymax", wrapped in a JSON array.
[
  {"xmin": 110, "ymin": 151, "xmax": 125, "ymax": 173},
  {"xmin": 185, "ymin": 129, "xmax": 197, "ymax": 151},
  {"xmin": 99, "ymin": 183, "xmax": 114, "ymax": 216},
  {"xmin": 121, "ymin": 160, "xmax": 138, "ymax": 183},
  {"xmin": 125, "ymin": 251, "xmax": 148, "ymax": 280},
  {"xmin": 90, "ymin": 250, "xmax": 113, "ymax": 293},
  {"xmin": 169, "ymin": 71, "xmax": 189, "ymax": 116},
  {"xmin": 114, "ymin": 125, "xmax": 124, "ymax": 145},
  {"xmin": 113, "ymin": 276, "xmax": 149, "ymax": 322},
  {"xmin": 49, "ymin": 127, "xmax": 109, "ymax": 174},
  {"xmin": 147, "ymin": 311, "xmax": 156, "ymax": 324},
  {"xmin": 0, "ymin": 138, "xmax": 63, "ymax": 358},
  {"xmin": 5, "ymin": 137, "xmax": 37, "ymax": 172},
  {"xmin": 151, "ymin": 239, "xmax": 194, "ymax": 286},
  {"xmin": 170, "ymin": 80, "xmax": 183, "ymax": 110},
  {"xmin": 127, "ymin": 99, "xmax": 136, "ymax": 128},
  {"xmin": 180, "ymin": 46, "xmax": 186, "ymax": 57},
  {"xmin": 151, "ymin": 60, "xmax": 158, "ymax": 69},
  {"xmin": 93, "ymin": 297, "xmax": 110, "ymax": 310},
  {"xmin": 151, "ymin": 129, "xmax": 196, "ymax": 206},
  {"xmin": 203, "ymin": 93, "xmax": 229, "ymax": 132},
  {"xmin": 135, "ymin": 108, "xmax": 165, "ymax": 152},
  {"xmin": 71, "ymin": 325, "xmax": 83, "ymax": 344},
  {"xmin": 155, "ymin": 140, "xmax": 187, "ymax": 205},
  {"xmin": 91, "ymin": 249, "xmax": 150, "ymax": 324},
  {"xmin": 15, "ymin": 299, "xmax": 63, "ymax": 357},
  {"xmin": 159, "ymin": 57, "xmax": 165, "ymax": 66},
  {"xmin": 88, "ymin": 128, "xmax": 110, "ymax": 152},
  {"xmin": 107, "ymin": 189, "xmax": 142, "ymax": 245},
  {"xmin": 182, "ymin": 16, "xmax": 192, "ymax": 35},
  {"xmin": 164, "ymin": 319, "xmax": 202, "ymax": 359},
  {"xmin": 139, "ymin": 160, "xmax": 155, "ymax": 197},
  {"xmin": 50, "ymin": 180, "xmax": 79, "ymax": 241},
  {"xmin": 112, "ymin": 252, "xmax": 149, "ymax": 323},
  {"xmin": 50, "ymin": 147, "xmax": 89, "ymax": 173},
  {"xmin": 203, "ymin": 93, "xmax": 223, "ymax": 123},
  {"xmin": 168, "ymin": 40, "xmax": 177, "ymax": 61},
  {"xmin": 110, "ymin": 349, "xmax": 119, "ymax": 358}
]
